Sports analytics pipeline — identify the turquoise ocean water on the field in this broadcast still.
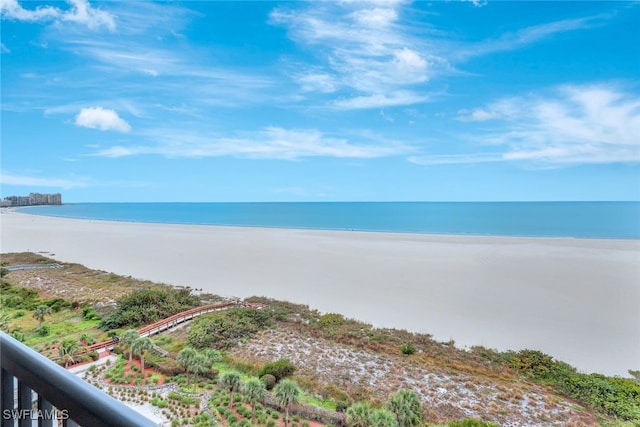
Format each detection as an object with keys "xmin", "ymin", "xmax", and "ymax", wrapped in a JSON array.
[{"xmin": 19, "ymin": 202, "xmax": 640, "ymax": 239}]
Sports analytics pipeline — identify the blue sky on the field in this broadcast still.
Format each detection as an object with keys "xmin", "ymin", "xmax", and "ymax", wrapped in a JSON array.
[{"xmin": 1, "ymin": 0, "xmax": 639, "ymax": 202}]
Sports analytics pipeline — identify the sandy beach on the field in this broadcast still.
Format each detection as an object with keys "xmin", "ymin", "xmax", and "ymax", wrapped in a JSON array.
[{"xmin": 1, "ymin": 209, "xmax": 638, "ymax": 376}]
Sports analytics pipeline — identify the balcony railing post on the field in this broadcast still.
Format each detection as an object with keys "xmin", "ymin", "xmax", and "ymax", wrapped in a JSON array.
[
  {"xmin": 17, "ymin": 381, "xmax": 32, "ymax": 427},
  {"xmin": 37, "ymin": 396, "xmax": 53, "ymax": 427},
  {"xmin": 1, "ymin": 368, "xmax": 15, "ymax": 427}
]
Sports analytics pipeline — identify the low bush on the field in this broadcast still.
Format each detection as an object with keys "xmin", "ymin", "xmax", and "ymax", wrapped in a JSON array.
[
  {"xmin": 99, "ymin": 288, "xmax": 200, "ymax": 330},
  {"xmin": 400, "ymin": 343, "xmax": 416, "ymax": 355},
  {"xmin": 186, "ymin": 308, "xmax": 274, "ymax": 349},
  {"xmin": 507, "ymin": 349, "xmax": 640, "ymax": 420},
  {"xmin": 319, "ymin": 313, "xmax": 345, "ymax": 327},
  {"xmin": 259, "ymin": 359, "xmax": 296, "ymax": 382}
]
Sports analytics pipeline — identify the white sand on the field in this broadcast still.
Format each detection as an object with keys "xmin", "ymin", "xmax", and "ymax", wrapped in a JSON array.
[{"xmin": 1, "ymin": 210, "xmax": 639, "ymax": 376}]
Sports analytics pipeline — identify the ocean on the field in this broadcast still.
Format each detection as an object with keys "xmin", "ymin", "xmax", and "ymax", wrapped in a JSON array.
[{"xmin": 17, "ymin": 201, "xmax": 640, "ymax": 239}]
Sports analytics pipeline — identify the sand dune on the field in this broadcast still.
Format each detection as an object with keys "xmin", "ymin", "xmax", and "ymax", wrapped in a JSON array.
[{"xmin": 1, "ymin": 209, "xmax": 638, "ymax": 376}]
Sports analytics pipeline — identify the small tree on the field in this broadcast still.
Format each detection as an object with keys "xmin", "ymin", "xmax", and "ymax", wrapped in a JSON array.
[
  {"xmin": 273, "ymin": 379, "xmax": 301, "ymax": 427},
  {"xmin": 177, "ymin": 347, "xmax": 197, "ymax": 386},
  {"xmin": 80, "ymin": 333, "xmax": 96, "ymax": 346},
  {"xmin": 219, "ymin": 371, "xmax": 241, "ymax": 407},
  {"xmin": 132, "ymin": 337, "xmax": 153, "ymax": 379},
  {"xmin": 386, "ymin": 390, "xmax": 423, "ymax": 427},
  {"xmin": 190, "ymin": 354, "xmax": 209, "ymax": 391},
  {"xmin": 59, "ymin": 338, "xmax": 80, "ymax": 368},
  {"xmin": 33, "ymin": 305, "xmax": 51, "ymax": 330},
  {"xmin": 121, "ymin": 329, "xmax": 139, "ymax": 364},
  {"xmin": 241, "ymin": 378, "xmax": 267, "ymax": 423}
]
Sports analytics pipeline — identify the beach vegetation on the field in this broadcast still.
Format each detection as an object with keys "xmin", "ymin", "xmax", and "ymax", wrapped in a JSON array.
[
  {"xmin": 319, "ymin": 313, "xmax": 345, "ymax": 327},
  {"xmin": 186, "ymin": 307, "xmax": 274, "ymax": 349},
  {"xmin": 258, "ymin": 358, "xmax": 296, "ymax": 382},
  {"xmin": 345, "ymin": 402, "xmax": 372, "ymax": 427},
  {"xmin": 273, "ymin": 379, "xmax": 301, "ymax": 427},
  {"xmin": 2, "ymin": 253, "xmax": 638, "ymax": 426},
  {"xmin": 177, "ymin": 347, "xmax": 197, "ymax": 385},
  {"xmin": 400, "ymin": 343, "xmax": 416, "ymax": 355},
  {"xmin": 219, "ymin": 371, "xmax": 242, "ymax": 408},
  {"xmin": 260, "ymin": 374, "xmax": 277, "ymax": 390},
  {"xmin": 120, "ymin": 328, "xmax": 139, "ymax": 363},
  {"xmin": 132, "ymin": 336, "xmax": 153, "ymax": 378},
  {"xmin": 386, "ymin": 390, "xmax": 423, "ymax": 427},
  {"xmin": 58, "ymin": 338, "xmax": 81, "ymax": 368},
  {"xmin": 241, "ymin": 378, "xmax": 267, "ymax": 422},
  {"xmin": 506, "ymin": 349, "xmax": 640, "ymax": 421},
  {"xmin": 99, "ymin": 288, "xmax": 200, "ymax": 330},
  {"xmin": 33, "ymin": 305, "xmax": 52, "ymax": 330}
]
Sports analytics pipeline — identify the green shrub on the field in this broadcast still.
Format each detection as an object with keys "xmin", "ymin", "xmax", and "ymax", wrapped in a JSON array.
[
  {"xmin": 260, "ymin": 374, "xmax": 277, "ymax": 390},
  {"xmin": 45, "ymin": 298, "xmax": 72, "ymax": 312},
  {"xmin": 99, "ymin": 288, "xmax": 200, "ymax": 330},
  {"xmin": 81, "ymin": 307, "xmax": 100, "ymax": 320},
  {"xmin": 186, "ymin": 308, "xmax": 274, "ymax": 349},
  {"xmin": 37, "ymin": 325, "xmax": 50, "ymax": 336},
  {"xmin": 506, "ymin": 349, "xmax": 640, "ymax": 420},
  {"xmin": 400, "ymin": 343, "xmax": 416, "ymax": 355},
  {"xmin": 150, "ymin": 397, "xmax": 168, "ymax": 408},
  {"xmin": 319, "ymin": 313, "xmax": 345, "ymax": 327},
  {"xmin": 259, "ymin": 359, "xmax": 296, "ymax": 381}
]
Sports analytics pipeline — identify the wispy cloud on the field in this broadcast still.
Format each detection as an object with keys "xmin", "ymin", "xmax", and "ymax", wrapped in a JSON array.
[
  {"xmin": 270, "ymin": 2, "xmax": 609, "ymax": 111},
  {"xmin": 75, "ymin": 107, "xmax": 131, "ymax": 133},
  {"xmin": 0, "ymin": 42, "xmax": 9, "ymax": 53},
  {"xmin": 270, "ymin": 2, "xmax": 440, "ymax": 109},
  {"xmin": 0, "ymin": 172, "xmax": 89, "ymax": 189},
  {"xmin": 454, "ymin": 14, "xmax": 610, "ymax": 60},
  {"xmin": 415, "ymin": 84, "xmax": 640, "ymax": 166},
  {"xmin": 92, "ymin": 126, "xmax": 411, "ymax": 160},
  {"xmin": 0, "ymin": 0, "xmax": 116, "ymax": 31}
]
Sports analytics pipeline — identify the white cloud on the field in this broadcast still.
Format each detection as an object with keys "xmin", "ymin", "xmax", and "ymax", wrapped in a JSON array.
[
  {"xmin": 0, "ymin": 172, "xmax": 88, "ymax": 189},
  {"xmin": 0, "ymin": 42, "xmax": 10, "ymax": 53},
  {"xmin": 350, "ymin": 7, "xmax": 398, "ymax": 27},
  {"xmin": 444, "ymin": 84, "xmax": 640, "ymax": 165},
  {"xmin": 270, "ymin": 2, "xmax": 605, "ymax": 110},
  {"xmin": 296, "ymin": 72, "xmax": 337, "ymax": 93},
  {"xmin": 92, "ymin": 126, "xmax": 411, "ymax": 160},
  {"xmin": 270, "ymin": 2, "xmax": 439, "ymax": 109},
  {"xmin": 75, "ymin": 107, "xmax": 131, "ymax": 133},
  {"xmin": 0, "ymin": 0, "xmax": 115, "ymax": 31},
  {"xmin": 455, "ymin": 15, "xmax": 607, "ymax": 60}
]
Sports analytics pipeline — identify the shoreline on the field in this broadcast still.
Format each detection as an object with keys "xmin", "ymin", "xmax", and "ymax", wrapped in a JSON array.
[{"xmin": 2, "ymin": 209, "xmax": 639, "ymax": 376}]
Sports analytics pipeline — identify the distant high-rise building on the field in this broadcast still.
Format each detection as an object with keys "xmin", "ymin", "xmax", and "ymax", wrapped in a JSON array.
[{"xmin": 0, "ymin": 193, "xmax": 62, "ymax": 207}]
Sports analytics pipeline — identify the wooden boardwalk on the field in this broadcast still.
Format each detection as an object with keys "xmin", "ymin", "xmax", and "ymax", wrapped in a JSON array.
[{"xmin": 84, "ymin": 300, "xmax": 264, "ymax": 354}]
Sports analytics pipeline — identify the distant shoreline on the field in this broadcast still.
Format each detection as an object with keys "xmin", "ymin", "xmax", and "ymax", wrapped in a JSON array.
[
  {"xmin": 2, "ymin": 210, "xmax": 639, "ymax": 376},
  {"xmin": 12, "ymin": 200, "xmax": 640, "ymax": 239}
]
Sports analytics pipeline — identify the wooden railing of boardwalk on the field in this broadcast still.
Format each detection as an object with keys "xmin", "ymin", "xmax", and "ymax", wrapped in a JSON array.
[{"xmin": 84, "ymin": 301, "xmax": 265, "ymax": 354}]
